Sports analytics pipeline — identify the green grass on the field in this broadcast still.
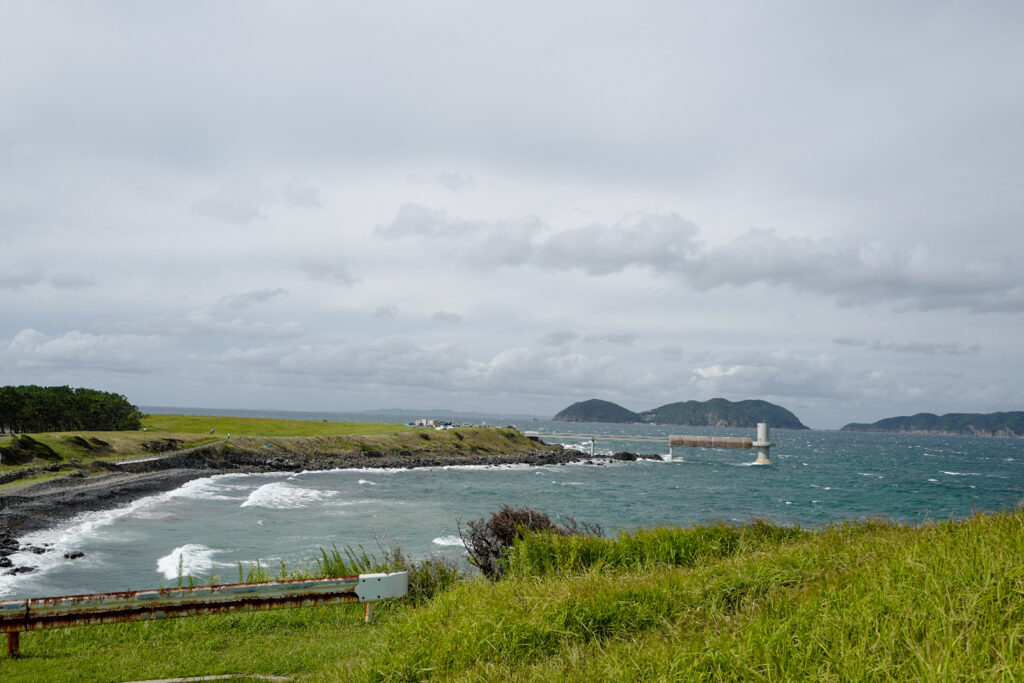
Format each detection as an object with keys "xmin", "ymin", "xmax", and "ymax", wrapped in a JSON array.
[
  {"xmin": 0, "ymin": 415, "xmax": 427, "ymax": 478},
  {"xmin": 4, "ymin": 508, "xmax": 1023, "ymax": 681},
  {"xmin": 140, "ymin": 413, "xmax": 418, "ymax": 437}
]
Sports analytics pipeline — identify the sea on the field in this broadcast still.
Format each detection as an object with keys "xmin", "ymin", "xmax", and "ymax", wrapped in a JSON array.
[{"xmin": 2, "ymin": 409, "xmax": 1023, "ymax": 600}]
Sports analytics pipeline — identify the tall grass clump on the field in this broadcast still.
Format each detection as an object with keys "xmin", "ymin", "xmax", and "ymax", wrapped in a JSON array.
[{"xmin": 506, "ymin": 517, "xmax": 808, "ymax": 577}]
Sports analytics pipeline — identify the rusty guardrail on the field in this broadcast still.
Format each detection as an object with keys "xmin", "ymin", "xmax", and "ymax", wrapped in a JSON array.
[{"xmin": 0, "ymin": 571, "xmax": 407, "ymax": 658}]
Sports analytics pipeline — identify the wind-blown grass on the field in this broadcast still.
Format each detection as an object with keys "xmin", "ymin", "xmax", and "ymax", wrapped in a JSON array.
[{"xmin": 4, "ymin": 510, "xmax": 1023, "ymax": 682}]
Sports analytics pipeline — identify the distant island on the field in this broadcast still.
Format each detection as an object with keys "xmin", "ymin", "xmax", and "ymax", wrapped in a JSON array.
[
  {"xmin": 553, "ymin": 398, "xmax": 809, "ymax": 430},
  {"xmin": 841, "ymin": 412, "xmax": 1024, "ymax": 438}
]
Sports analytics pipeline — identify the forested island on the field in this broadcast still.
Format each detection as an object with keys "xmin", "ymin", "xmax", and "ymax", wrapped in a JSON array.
[
  {"xmin": 841, "ymin": 411, "xmax": 1024, "ymax": 438},
  {"xmin": 553, "ymin": 398, "xmax": 808, "ymax": 430}
]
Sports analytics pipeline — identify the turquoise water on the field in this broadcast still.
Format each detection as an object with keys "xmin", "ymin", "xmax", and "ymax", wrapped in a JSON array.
[{"xmin": 2, "ymin": 419, "xmax": 1022, "ymax": 599}]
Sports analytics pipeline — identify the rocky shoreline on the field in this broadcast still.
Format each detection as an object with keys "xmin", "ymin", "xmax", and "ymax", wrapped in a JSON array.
[{"xmin": 0, "ymin": 440, "xmax": 661, "ymax": 577}]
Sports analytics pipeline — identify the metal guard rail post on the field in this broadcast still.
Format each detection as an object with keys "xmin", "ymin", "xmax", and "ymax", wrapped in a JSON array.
[{"xmin": 1, "ymin": 571, "xmax": 408, "ymax": 659}]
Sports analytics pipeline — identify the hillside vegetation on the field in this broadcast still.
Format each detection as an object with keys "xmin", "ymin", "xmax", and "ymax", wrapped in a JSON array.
[
  {"xmin": 552, "ymin": 399, "xmax": 642, "ymax": 423},
  {"xmin": 842, "ymin": 411, "xmax": 1024, "ymax": 438},
  {"xmin": 554, "ymin": 397, "xmax": 808, "ymax": 429},
  {"xmin": 3, "ymin": 506, "xmax": 1022, "ymax": 681},
  {"xmin": 641, "ymin": 398, "xmax": 808, "ymax": 430},
  {"xmin": 0, "ymin": 385, "xmax": 142, "ymax": 434}
]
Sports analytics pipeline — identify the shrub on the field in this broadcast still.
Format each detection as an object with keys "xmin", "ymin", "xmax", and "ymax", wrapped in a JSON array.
[{"xmin": 460, "ymin": 505, "xmax": 602, "ymax": 579}]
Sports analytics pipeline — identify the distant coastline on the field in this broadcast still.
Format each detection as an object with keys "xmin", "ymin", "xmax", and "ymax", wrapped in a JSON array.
[{"xmin": 840, "ymin": 411, "xmax": 1024, "ymax": 438}]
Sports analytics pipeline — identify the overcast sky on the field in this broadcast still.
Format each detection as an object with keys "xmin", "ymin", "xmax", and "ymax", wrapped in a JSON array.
[{"xmin": 3, "ymin": 2, "xmax": 1023, "ymax": 428}]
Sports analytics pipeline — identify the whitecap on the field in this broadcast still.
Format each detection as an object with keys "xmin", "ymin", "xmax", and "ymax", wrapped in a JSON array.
[
  {"xmin": 0, "ymin": 485, "xmax": 200, "ymax": 597},
  {"xmin": 240, "ymin": 481, "xmax": 340, "ymax": 509},
  {"xmin": 927, "ymin": 478, "xmax": 938, "ymax": 482},
  {"xmin": 940, "ymin": 471, "xmax": 979, "ymax": 477},
  {"xmin": 156, "ymin": 544, "xmax": 218, "ymax": 580},
  {"xmin": 167, "ymin": 476, "xmax": 247, "ymax": 502},
  {"xmin": 358, "ymin": 479, "xmax": 377, "ymax": 486},
  {"xmin": 432, "ymin": 535, "xmax": 465, "ymax": 547}
]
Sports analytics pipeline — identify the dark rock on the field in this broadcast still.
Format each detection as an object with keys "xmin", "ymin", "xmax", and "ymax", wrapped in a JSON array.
[
  {"xmin": 24, "ymin": 546, "xmax": 47, "ymax": 555},
  {"xmin": 63, "ymin": 551, "xmax": 85, "ymax": 560},
  {"xmin": 0, "ymin": 558, "xmax": 12, "ymax": 568},
  {"xmin": 611, "ymin": 451, "xmax": 638, "ymax": 461},
  {"xmin": 4, "ymin": 565, "xmax": 35, "ymax": 575}
]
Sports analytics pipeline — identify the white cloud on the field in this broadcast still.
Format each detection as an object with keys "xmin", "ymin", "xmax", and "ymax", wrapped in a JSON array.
[{"xmin": 3, "ymin": 329, "xmax": 169, "ymax": 374}]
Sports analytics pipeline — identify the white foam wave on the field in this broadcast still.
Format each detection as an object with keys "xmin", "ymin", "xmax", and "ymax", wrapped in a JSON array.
[
  {"xmin": 240, "ymin": 481, "xmax": 340, "ymax": 509},
  {"xmin": 432, "ymin": 535, "xmax": 465, "ymax": 547},
  {"xmin": 156, "ymin": 544, "xmax": 218, "ymax": 580},
  {"xmin": 358, "ymin": 479, "xmax": 377, "ymax": 485},
  {"xmin": 940, "ymin": 471, "xmax": 979, "ymax": 476},
  {"xmin": 167, "ymin": 476, "xmax": 247, "ymax": 501}
]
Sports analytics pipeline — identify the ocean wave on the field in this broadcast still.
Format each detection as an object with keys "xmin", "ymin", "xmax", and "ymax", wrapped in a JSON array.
[
  {"xmin": 358, "ymin": 479, "xmax": 377, "ymax": 485},
  {"xmin": 156, "ymin": 544, "xmax": 218, "ymax": 580},
  {"xmin": 167, "ymin": 476, "xmax": 247, "ymax": 502},
  {"xmin": 240, "ymin": 481, "xmax": 340, "ymax": 509},
  {"xmin": 940, "ymin": 471, "xmax": 979, "ymax": 477},
  {"xmin": 432, "ymin": 535, "xmax": 465, "ymax": 547}
]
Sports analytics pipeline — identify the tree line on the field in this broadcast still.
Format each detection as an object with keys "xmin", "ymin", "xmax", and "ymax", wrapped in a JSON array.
[{"xmin": 0, "ymin": 385, "xmax": 143, "ymax": 433}]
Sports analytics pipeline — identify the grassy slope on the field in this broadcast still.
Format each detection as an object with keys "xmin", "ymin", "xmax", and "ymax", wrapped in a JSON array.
[
  {"xmin": 3, "ymin": 508, "xmax": 1022, "ymax": 682},
  {"xmin": 0, "ymin": 415, "xmax": 424, "ymax": 483}
]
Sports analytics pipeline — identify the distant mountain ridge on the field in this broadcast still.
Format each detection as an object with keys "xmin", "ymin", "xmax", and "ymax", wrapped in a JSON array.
[
  {"xmin": 553, "ymin": 398, "xmax": 808, "ymax": 430},
  {"xmin": 841, "ymin": 412, "xmax": 1024, "ymax": 438}
]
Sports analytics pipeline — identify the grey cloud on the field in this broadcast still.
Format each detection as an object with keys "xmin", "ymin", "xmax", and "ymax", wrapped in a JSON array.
[
  {"xmin": 432, "ymin": 310, "xmax": 462, "ymax": 323},
  {"xmin": 583, "ymin": 333, "xmax": 636, "ymax": 346},
  {"xmin": 375, "ymin": 203, "xmax": 481, "ymax": 239},
  {"xmin": 282, "ymin": 177, "xmax": 322, "ymax": 208},
  {"xmin": 536, "ymin": 213, "xmax": 700, "ymax": 276},
  {"xmin": 48, "ymin": 273, "xmax": 97, "ymax": 290},
  {"xmin": 299, "ymin": 262, "xmax": 356, "ymax": 287},
  {"xmin": 833, "ymin": 337, "xmax": 980, "ymax": 355},
  {"xmin": 659, "ymin": 344, "xmax": 683, "ymax": 359},
  {"xmin": 0, "ymin": 270, "xmax": 44, "ymax": 290},
  {"xmin": 377, "ymin": 205, "xmax": 1024, "ymax": 313},
  {"xmin": 406, "ymin": 172, "xmax": 475, "ymax": 192},
  {"xmin": 539, "ymin": 331, "xmax": 578, "ymax": 346},
  {"xmin": 219, "ymin": 288, "xmax": 288, "ymax": 309},
  {"xmin": 872, "ymin": 341, "xmax": 981, "ymax": 355},
  {"xmin": 192, "ymin": 182, "xmax": 272, "ymax": 223},
  {"xmin": 435, "ymin": 172, "xmax": 474, "ymax": 192},
  {"xmin": 117, "ymin": 312, "xmax": 304, "ymax": 340},
  {"xmin": 833, "ymin": 337, "xmax": 867, "ymax": 347},
  {"xmin": 373, "ymin": 304, "xmax": 398, "ymax": 320}
]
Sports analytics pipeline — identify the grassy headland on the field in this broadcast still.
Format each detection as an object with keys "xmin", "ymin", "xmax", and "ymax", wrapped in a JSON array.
[
  {"xmin": 1, "ymin": 414, "xmax": 558, "ymax": 492},
  {"xmin": 2, "ymin": 507, "xmax": 1022, "ymax": 681}
]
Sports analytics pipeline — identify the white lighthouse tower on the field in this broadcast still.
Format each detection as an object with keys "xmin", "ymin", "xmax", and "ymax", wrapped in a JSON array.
[{"xmin": 752, "ymin": 422, "xmax": 773, "ymax": 465}]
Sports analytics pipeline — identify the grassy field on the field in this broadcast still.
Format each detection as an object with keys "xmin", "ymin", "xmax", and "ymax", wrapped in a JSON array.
[
  {"xmin": 0, "ymin": 414, "xmax": 420, "ymax": 478},
  {"xmin": 2, "ymin": 507, "xmax": 1022, "ymax": 681},
  {"xmin": 139, "ymin": 413, "xmax": 419, "ymax": 437}
]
